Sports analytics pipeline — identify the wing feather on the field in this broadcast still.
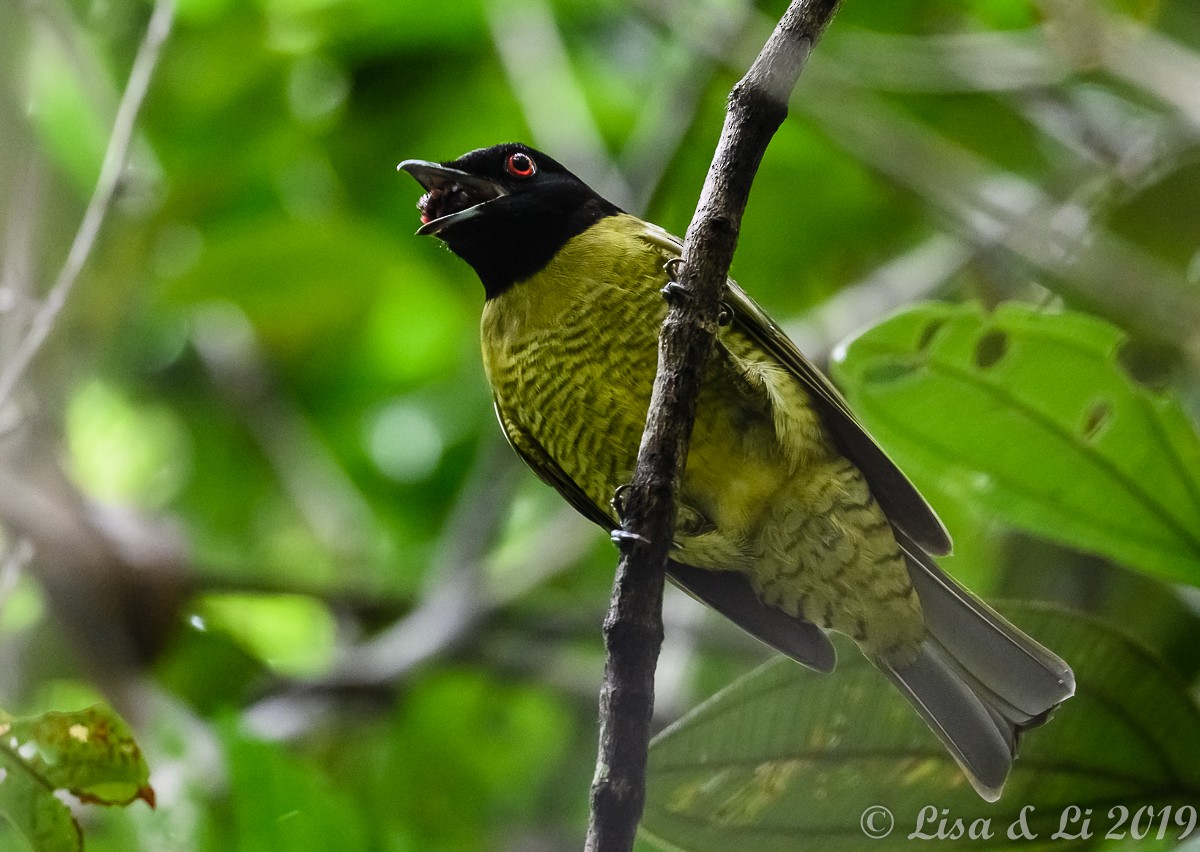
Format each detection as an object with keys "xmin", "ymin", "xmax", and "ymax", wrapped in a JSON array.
[
  {"xmin": 494, "ymin": 398, "xmax": 837, "ymax": 671},
  {"xmin": 635, "ymin": 223, "xmax": 952, "ymax": 556}
]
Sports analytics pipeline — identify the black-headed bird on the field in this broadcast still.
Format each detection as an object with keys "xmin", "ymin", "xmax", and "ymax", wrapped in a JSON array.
[{"xmin": 399, "ymin": 143, "xmax": 1074, "ymax": 800}]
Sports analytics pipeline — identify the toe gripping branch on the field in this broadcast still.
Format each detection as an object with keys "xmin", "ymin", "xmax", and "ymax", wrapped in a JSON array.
[
  {"xmin": 611, "ymin": 483, "xmax": 633, "ymax": 520},
  {"xmin": 610, "ymin": 484, "xmax": 651, "ymax": 546},
  {"xmin": 660, "ymin": 258, "xmax": 690, "ymax": 306},
  {"xmin": 660, "ymin": 258, "xmax": 732, "ymax": 326}
]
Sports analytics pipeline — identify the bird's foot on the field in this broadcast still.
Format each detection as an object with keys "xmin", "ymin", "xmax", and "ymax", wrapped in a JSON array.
[
  {"xmin": 610, "ymin": 529, "xmax": 651, "ymax": 547},
  {"xmin": 610, "ymin": 483, "xmax": 632, "ymax": 520},
  {"xmin": 611, "ymin": 486, "xmax": 654, "ymax": 546},
  {"xmin": 661, "ymin": 258, "xmax": 690, "ymax": 305},
  {"xmin": 661, "ymin": 280, "xmax": 691, "ymax": 305},
  {"xmin": 662, "ymin": 259, "xmax": 733, "ymax": 327}
]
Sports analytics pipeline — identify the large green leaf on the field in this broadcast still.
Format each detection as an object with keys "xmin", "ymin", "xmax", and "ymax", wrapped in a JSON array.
[
  {"xmin": 643, "ymin": 607, "xmax": 1200, "ymax": 851},
  {"xmin": 830, "ymin": 302, "xmax": 1200, "ymax": 585}
]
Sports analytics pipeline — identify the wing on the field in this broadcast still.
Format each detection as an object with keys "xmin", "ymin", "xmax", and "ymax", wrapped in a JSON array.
[
  {"xmin": 667, "ymin": 561, "xmax": 835, "ymax": 671},
  {"xmin": 494, "ymin": 398, "xmax": 837, "ymax": 672},
  {"xmin": 636, "ymin": 223, "xmax": 952, "ymax": 556},
  {"xmin": 493, "ymin": 399, "xmax": 615, "ymax": 529}
]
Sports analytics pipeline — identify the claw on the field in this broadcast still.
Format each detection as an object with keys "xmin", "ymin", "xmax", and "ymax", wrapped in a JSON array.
[
  {"xmin": 610, "ymin": 483, "xmax": 632, "ymax": 520},
  {"xmin": 661, "ymin": 280, "xmax": 692, "ymax": 305},
  {"xmin": 717, "ymin": 302, "xmax": 733, "ymax": 327},
  {"xmin": 661, "ymin": 258, "xmax": 689, "ymax": 304},
  {"xmin": 611, "ymin": 529, "xmax": 651, "ymax": 547}
]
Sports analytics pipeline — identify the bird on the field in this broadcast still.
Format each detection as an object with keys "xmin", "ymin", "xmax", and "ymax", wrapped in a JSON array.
[{"xmin": 398, "ymin": 142, "xmax": 1074, "ymax": 801}]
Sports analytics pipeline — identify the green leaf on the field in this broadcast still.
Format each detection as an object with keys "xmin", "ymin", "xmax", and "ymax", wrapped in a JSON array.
[
  {"xmin": 25, "ymin": 25, "xmax": 109, "ymax": 194},
  {"xmin": 643, "ymin": 606, "xmax": 1200, "ymax": 851},
  {"xmin": 198, "ymin": 592, "xmax": 336, "ymax": 678},
  {"xmin": 221, "ymin": 727, "xmax": 371, "ymax": 852},
  {"xmin": 0, "ymin": 706, "xmax": 153, "ymax": 807},
  {"xmin": 830, "ymin": 302, "xmax": 1200, "ymax": 586},
  {"xmin": 0, "ymin": 751, "xmax": 80, "ymax": 852},
  {"xmin": 0, "ymin": 705, "xmax": 153, "ymax": 852}
]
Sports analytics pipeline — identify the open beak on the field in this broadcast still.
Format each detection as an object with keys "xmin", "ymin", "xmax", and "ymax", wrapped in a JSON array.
[{"xmin": 397, "ymin": 160, "xmax": 508, "ymax": 236}]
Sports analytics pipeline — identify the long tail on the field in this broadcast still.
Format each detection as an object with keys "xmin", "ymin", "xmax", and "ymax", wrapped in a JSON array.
[{"xmin": 880, "ymin": 530, "xmax": 1075, "ymax": 801}]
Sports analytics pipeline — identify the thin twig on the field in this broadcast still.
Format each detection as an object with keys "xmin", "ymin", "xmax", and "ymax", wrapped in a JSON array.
[
  {"xmin": 0, "ymin": 0, "xmax": 175, "ymax": 410},
  {"xmin": 798, "ymin": 77, "xmax": 1200, "ymax": 353},
  {"xmin": 620, "ymin": 4, "xmax": 754, "ymax": 215},
  {"xmin": 654, "ymin": 2, "xmax": 1200, "ymax": 357},
  {"xmin": 0, "ymin": 162, "xmax": 41, "ymax": 366},
  {"xmin": 486, "ymin": 0, "xmax": 635, "ymax": 209},
  {"xmin": 583, "ymin": 2, "xmax": 842, "ymax": 850}
]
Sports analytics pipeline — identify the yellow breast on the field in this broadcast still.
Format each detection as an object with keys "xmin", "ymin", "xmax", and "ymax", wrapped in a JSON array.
[{"xmin": 481, "ymin": 215, "xmax": 669, "ymax": 512}]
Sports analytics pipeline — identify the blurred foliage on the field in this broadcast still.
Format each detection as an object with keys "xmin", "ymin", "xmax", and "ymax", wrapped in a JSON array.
[{"xmin": 0, "ymin": 0, "xmax": 1198, "ymax": 849}]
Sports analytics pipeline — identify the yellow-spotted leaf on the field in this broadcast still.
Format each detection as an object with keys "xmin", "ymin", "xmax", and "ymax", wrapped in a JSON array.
[
  {"xmin": 642, "ymin": 606, "xmax": 1200, "ymax": 851},
  {"xmin": 830, "ymin": 302, "xmax": 1200, "ymax": 585},
  {"xmin": 0, "ymin": 705, "xmax": 153, "ymax": 852}
]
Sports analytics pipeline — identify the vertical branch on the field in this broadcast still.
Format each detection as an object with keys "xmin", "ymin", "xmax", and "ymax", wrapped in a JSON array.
[
  {"xmin": 583, "ymin": 2, "xmax": 842, "ymax": 850},
  {"xmin": 0, "ymin": 0, "xmax": 175, "ymax": 411}
]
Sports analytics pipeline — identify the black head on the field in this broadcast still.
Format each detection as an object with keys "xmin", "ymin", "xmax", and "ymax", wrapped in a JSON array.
[{"xmin": 398, "ymin": 143, "xmax": 621, "ymax": 299}]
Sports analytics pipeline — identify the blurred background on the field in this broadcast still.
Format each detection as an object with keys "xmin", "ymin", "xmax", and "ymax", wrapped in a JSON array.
[{"xmin": 1, "ymin": 0, "xmax": 1198, "ymax": 849}]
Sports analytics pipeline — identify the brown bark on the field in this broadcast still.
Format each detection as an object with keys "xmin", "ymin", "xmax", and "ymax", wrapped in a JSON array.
[{"xmin": 583, "ymin": 2, "xmax": 844, "ymax": 849}]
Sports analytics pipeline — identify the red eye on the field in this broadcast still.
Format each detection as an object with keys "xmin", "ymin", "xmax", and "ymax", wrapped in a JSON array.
[{"xmin": 505, "ymin": 151, "xmax": 537, "ymax": 178}]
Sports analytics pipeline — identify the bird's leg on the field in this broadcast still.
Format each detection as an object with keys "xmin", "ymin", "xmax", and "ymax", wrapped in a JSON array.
[
  {"xmin": 610, "ymin": 483, "xmax": 633, "ymax": 519},
  {"xmin": 610, "ymin": 484, "xmax": 652, "ymax": 546},
  {"xmin": 661, "ymin": 258, "xmax": 690, "ymax": 304},
  {"xmin": 611, "ymin": 529, "xmax": 651, "ymax": 546},
  {"xmin": 662, "ymin": 259, "xmax": 734, "ymax": 328}
]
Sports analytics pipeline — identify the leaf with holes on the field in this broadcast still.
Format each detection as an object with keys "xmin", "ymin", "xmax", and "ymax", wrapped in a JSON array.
[
  {"xmin": 829, "ymin": 302, "xmax": 1200, "ymax": 586},
  {"xmin": 0, "ymin": 705, "xmax": 154, "ymax": 852},
  {"xmin": 642, "ymin": 606, "xmax": 1200, "ymax": 851}
]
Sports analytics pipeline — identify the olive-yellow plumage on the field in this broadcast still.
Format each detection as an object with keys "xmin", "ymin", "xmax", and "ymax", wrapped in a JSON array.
[
  {"xmin": 482, "ymin": 214, "xmax": 923, "ymax": 660},
  {"xmin": 399, "ymin": 142, "xmax": 1074, "ymax": 801}
]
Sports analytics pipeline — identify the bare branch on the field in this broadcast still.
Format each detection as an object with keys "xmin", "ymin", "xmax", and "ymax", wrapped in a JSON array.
[
  {"xmin": 0, "ymin": 536, "xmax": 33, "ymax": 612},
  {"xmin": 641, "ymin": 2, "xmax": 1200, "ymax": 367},
  {"xmin": 824, "ymin": 28, "xmax": 1072, "ymax": 93},
  {"xmin": 0, "ymin": 0, "xmax": 175, "ymax": 410},
  {"xmin": 620, "ymin": 2, "xmax": 755, "ymax": 213},
  {"xmin": 584, "ymin": 3, "xmax": 842, "ymax": 850}
]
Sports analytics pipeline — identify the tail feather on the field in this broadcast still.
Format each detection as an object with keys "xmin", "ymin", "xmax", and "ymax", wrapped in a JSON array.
[
  {"xmin": 882, "ymin": 530, "xmax": 1075, "ymax": 800},
  {"xmin": 881, "ymin": 641, "xmax": 1013, "ymax": 800}
]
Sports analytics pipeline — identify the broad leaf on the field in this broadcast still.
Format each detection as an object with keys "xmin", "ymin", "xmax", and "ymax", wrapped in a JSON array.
[
  {"xmin": 0, "ymin": 705, "xmax": 153, "ymax": 852},
  {"xmin": 643, "ymin": 606, "xmax": 1200, "ymax": 851},
  {"xmin": 0, "ymin": 751, "xmax": 80, "ymax": 852},
  {"xmin": 831, "ymin": 302, "xmax": 1200, "ymax": 585}
]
